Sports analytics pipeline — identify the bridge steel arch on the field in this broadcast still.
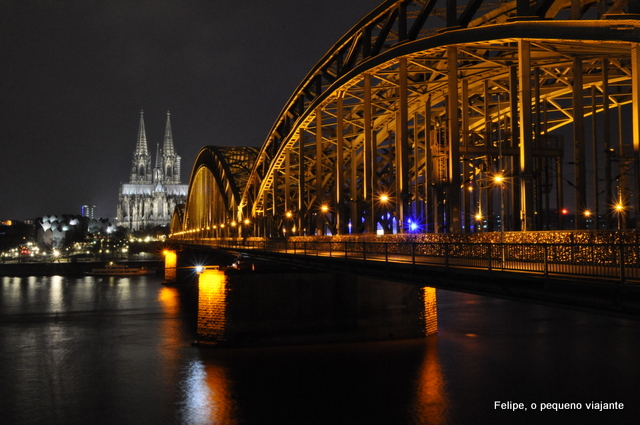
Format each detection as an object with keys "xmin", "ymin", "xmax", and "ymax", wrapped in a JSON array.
[
  {"xmin": 232, "ymin": 0, "xmax": 640, "ymax": 237},
  {"xmin": 171, "ymin": 146, "xmax": 258, "ymax": 239}
]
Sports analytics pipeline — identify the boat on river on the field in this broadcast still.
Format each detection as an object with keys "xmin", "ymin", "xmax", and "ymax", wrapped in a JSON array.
[{"xmin": 87, "ymin": 262, "xmax": 155, "ymax": 276}]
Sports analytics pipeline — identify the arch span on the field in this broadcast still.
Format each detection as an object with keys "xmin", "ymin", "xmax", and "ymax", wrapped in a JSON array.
[
  {"xmin": 171, "ymin": 146, "xmax": 257, "ymax": 239},
  {"xmin": 176, "ymin": 0, "xmax": 640, "ymax": 238}
]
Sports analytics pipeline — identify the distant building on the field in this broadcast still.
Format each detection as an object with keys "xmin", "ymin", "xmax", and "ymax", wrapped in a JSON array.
[
  {"xmin": 36, "ymin": 215, "xmax": 115, "ymax": 249},
  {"xmin": 81, "ymin": 204, "xmax": 96, "ymax": 219},
  {"xmin": 116, "ymin": 111, "xmax": 188, "ymax": 230},
  {"xmin": 36, "ymin": 215, "xmax": 86, "ymax": 249}
]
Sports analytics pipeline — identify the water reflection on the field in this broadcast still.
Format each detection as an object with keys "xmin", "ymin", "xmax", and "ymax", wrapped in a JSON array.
[
  {"xmin": 159, "ymin": 285, "xmax": 183, "ymax": 353},
  {"xmin": 3, "ymin": 275, "xmax": 638, "ymax": 424},
  {"xmin": 179, "ymin": 359, "xmax": 236, "ymax": 425},
  {"xmin": 159, "ymin": 286, "xmax": 179, "ymax": 312},
  {"xmin": 49, "ymin": 275, "xmax": 63, "ymax": 312},
  {"xmin": 414, "ymin": 337, "xmax": 449, "ymax": 424}
]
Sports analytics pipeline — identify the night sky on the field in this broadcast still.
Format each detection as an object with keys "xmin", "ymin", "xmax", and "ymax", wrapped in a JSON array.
[{"xmin": 0, "ymin": 0, "xmax": 377, "ymax": 221}]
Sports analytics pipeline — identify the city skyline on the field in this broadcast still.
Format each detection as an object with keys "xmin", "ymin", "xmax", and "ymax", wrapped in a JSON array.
[{"xmin": 0, "ymin": 0, "xmax": 375, "ymax": 221}]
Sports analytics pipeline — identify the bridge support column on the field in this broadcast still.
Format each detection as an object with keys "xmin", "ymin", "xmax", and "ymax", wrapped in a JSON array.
[
  {"xmin": 397, "ymin": 57, "xmax": 410, "ymax": 232},
  {"xmin": 298, "ymin": 128, "xmax": 307, "ymax": 235},
  {"xmin": 509, "ymin": 66, "xmax": 522, "ymax": 231},
  {"xmin": 424, "ymin": 98, "xmax": 433, "ymax": 232},
  {"xmin": 364, "ymin": 74, "xmax": 375, "ymax": 233},
  {"xmin": 284, "ymin": 148, "xmax": 292, "ymax": 234},
  {"xmin": 195, "ymin": 269, "xmax": 437, "ymax": 347},
  {"xmin": 336, "ymin": 94, "xmax": 346, "ymax": 234},
  {"xmin": 447, "ymin": 46, "xmax": 462, "ymax": 233},
  {"xmin": 632, "ymin": 44, "xmax": 640, "ymax": 228},
  {"xmin": 573, "ymin": 57, "xmax": 587, "ymax": 229},
  {"xmin": 315, "ymin": 109, "xmax": 324, "ymax": 235},
  {"xmin": 163, "ymin": 249, "xmax": 178, "ymax": 284},
  {"xmin": 602, "ymin": 60, "xmax": 614, "ymax": 229},
  {"xmin": 518, "ymin": 40, "xmax": 534, "ymax": 231},
  {"xmin": 163, "ymin": 245, "xmax": 236, "ymax": 285},
  {"xmin": 461, "ymin": 79, "xmax": 471, "ymax": 233}
]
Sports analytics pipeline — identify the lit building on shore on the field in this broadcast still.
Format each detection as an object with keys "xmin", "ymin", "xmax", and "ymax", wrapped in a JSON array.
[
  {"xmin": 81, "ymin": 204, "xmax": 96, "ymax": 219},
  {"xmin": 116, "ymin": 110, "xmax": 188, "ymax": 230}
]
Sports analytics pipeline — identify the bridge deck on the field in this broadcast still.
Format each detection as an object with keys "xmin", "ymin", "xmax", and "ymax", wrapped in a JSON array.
[
  {"xmin": 175, "ymin": 238, "xmax": 640, "ymax": 320},
  {"xmin": 211, "ymin": 239, "xmax": 640, "ymax": 284}
]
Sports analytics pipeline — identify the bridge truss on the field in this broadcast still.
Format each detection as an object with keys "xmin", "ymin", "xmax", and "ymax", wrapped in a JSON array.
[
  {"xmin": 171, "ymin": 146, "xmax": 258, "ymax": 238},
  {"xmin": 173, "ymin": 0, "xmax": 640, "ymax": 238}
]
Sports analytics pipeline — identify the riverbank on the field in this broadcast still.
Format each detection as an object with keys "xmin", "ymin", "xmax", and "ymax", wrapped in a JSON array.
[{"xmin": 0, "ymin": 259, "xmax": 164, "ymax": 277}]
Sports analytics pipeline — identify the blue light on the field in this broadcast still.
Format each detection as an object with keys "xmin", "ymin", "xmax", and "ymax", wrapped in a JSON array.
[{"xmin": 410, "ymin": 222, "xmax": 418, "ymax": 231}]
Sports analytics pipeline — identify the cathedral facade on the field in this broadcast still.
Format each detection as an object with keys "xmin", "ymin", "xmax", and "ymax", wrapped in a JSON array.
[{"xmin": 116, "ymin": 111, "xmax": 188, "ymax": 231}]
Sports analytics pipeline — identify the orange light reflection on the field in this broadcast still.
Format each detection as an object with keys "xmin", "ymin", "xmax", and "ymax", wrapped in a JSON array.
[
  {"xmin": 179, "ymin": 359, "xmax": 237, "ymax": 425},
  {"xmin": 413, "ymin": 338, "xmax": 449, "ymax": 424}
]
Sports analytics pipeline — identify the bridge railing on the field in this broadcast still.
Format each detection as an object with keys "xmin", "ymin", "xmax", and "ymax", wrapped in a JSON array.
[{"xmin": 211, "ymin": 239, "xmax": 640, "ymax": 284}]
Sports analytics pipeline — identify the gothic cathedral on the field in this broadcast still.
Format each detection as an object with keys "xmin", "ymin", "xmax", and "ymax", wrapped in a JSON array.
[{"xmin": 116, "ymin": 111, "xmax": 188, "ymax": 230}]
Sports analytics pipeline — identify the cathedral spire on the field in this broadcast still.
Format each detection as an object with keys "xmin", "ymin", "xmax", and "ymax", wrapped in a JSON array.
[
  {"xmin": 118, "ymin": 109, "xmax": 188, "ymax": 230},
  {"xmin": 163, "ymin": 111, "xmax": 175, "ymax": 156},
  {"xmin": 130, "ymin": 109, "xmax": 152, "ymax": 183},
  {"xmin": 155, "ymin": 142, "xmax": 162, "ymax": 168},
  {"xmin": 136, "ymin": 110, "xmax": 149, "ymax": 156}
]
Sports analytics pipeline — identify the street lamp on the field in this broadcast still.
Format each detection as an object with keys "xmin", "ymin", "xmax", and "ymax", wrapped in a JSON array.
[
  {"xmin": 583, "ymin": 209, "xmax": 592, "ymax": 229},
  {"xmin": 614, "ymin": 202, "xmax": 625, "ymax": 230},
  {"xmin": 493, "ymin": 174, "xmax": 505, "ymax": 236},
  {"xmin": 474, "ymin": 211, "xmax": 484, "ymax": 232},
  {"xmin": 493, "ymin": 174, "xmax": 506, "ymax": 268}
]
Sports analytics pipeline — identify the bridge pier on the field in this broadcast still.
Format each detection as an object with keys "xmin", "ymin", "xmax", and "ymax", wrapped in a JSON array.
[
  {"xmin": 163, "ymin": 248, "xmax": 178, "ymax": 284},
  {"xmin": 162, "ymin": 245, "xmax": 236, "ymax": 284},
  {"xmin": 196, "ymin": 268, "xmax": 437, "ymax": 348}
]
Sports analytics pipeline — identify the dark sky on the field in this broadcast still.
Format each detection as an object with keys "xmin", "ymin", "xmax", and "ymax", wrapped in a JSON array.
[{"xmin": 0, "ymin": 0, "xmax": 378, "ymax": 220}]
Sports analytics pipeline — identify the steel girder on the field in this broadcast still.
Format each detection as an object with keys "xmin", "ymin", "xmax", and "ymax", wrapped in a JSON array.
[
  {"xmin": 172, "ymin": 146, "xmax": 257, "ymax": 239},
  {"xmin": 235, "ymin": 0, "xmax": 640, "ymax": 235}
]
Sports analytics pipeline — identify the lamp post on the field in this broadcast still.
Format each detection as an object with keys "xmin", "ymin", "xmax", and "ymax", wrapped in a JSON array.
[
  {"xmin": 320, "ymin": 205, "xmax": 329, "ymax": 236},
  {"xmin": 285, "ymin": 211, "xmax": 293, "ymax": 235},
  {"xmin": 377, "ymin": 193, "xmax": 390, "ymax": 234},
  {"xmin": 474, "ymin": 212, "xmax": 484, "ymax": 232},
  {"xmin": 493, "ymin": 175, "xmax": 505, "ymax": 238},
  {"xmin": 615, "ymin": 202, "xmax": 625, "ymax": 230},
  {"xmin": 493, "ymin": 174, "xmax": 505, "ymax": 268},
  {"xmin": 583, "ymin": 210, "xmax": 592, "ymax": 229}
]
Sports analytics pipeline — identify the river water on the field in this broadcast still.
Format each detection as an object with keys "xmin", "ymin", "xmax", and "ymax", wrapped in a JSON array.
[{"xmin": 1, "ymin": 274, "xmax": 638, "ymax": 425}]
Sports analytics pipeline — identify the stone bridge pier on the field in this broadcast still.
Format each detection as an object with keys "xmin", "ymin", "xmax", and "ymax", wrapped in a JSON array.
[
  {"xmin": 163, "ymin": 246, "xmax": 437, "ymax": 347},
  {"xmin": 196, "ymin": 267, "xmax": 437, "ymax": 348},
  {"xmin": 162, "ymin": 244, "xmax": 236, "ymax": 284}
]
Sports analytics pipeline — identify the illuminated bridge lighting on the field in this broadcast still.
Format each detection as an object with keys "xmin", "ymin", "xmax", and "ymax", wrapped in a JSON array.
[{"xmin": 167, "ymin": 1, "xmax": 640, "ymax": 239}]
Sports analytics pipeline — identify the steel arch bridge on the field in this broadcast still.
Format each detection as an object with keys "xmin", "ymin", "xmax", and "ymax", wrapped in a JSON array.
[
  {"xmin": 170, "ymin": 146, "xmax": 258, "ymax": 238},
  {"xmin": 171, "ymin": 0, "xmax": 640, "ymax": 240}
]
